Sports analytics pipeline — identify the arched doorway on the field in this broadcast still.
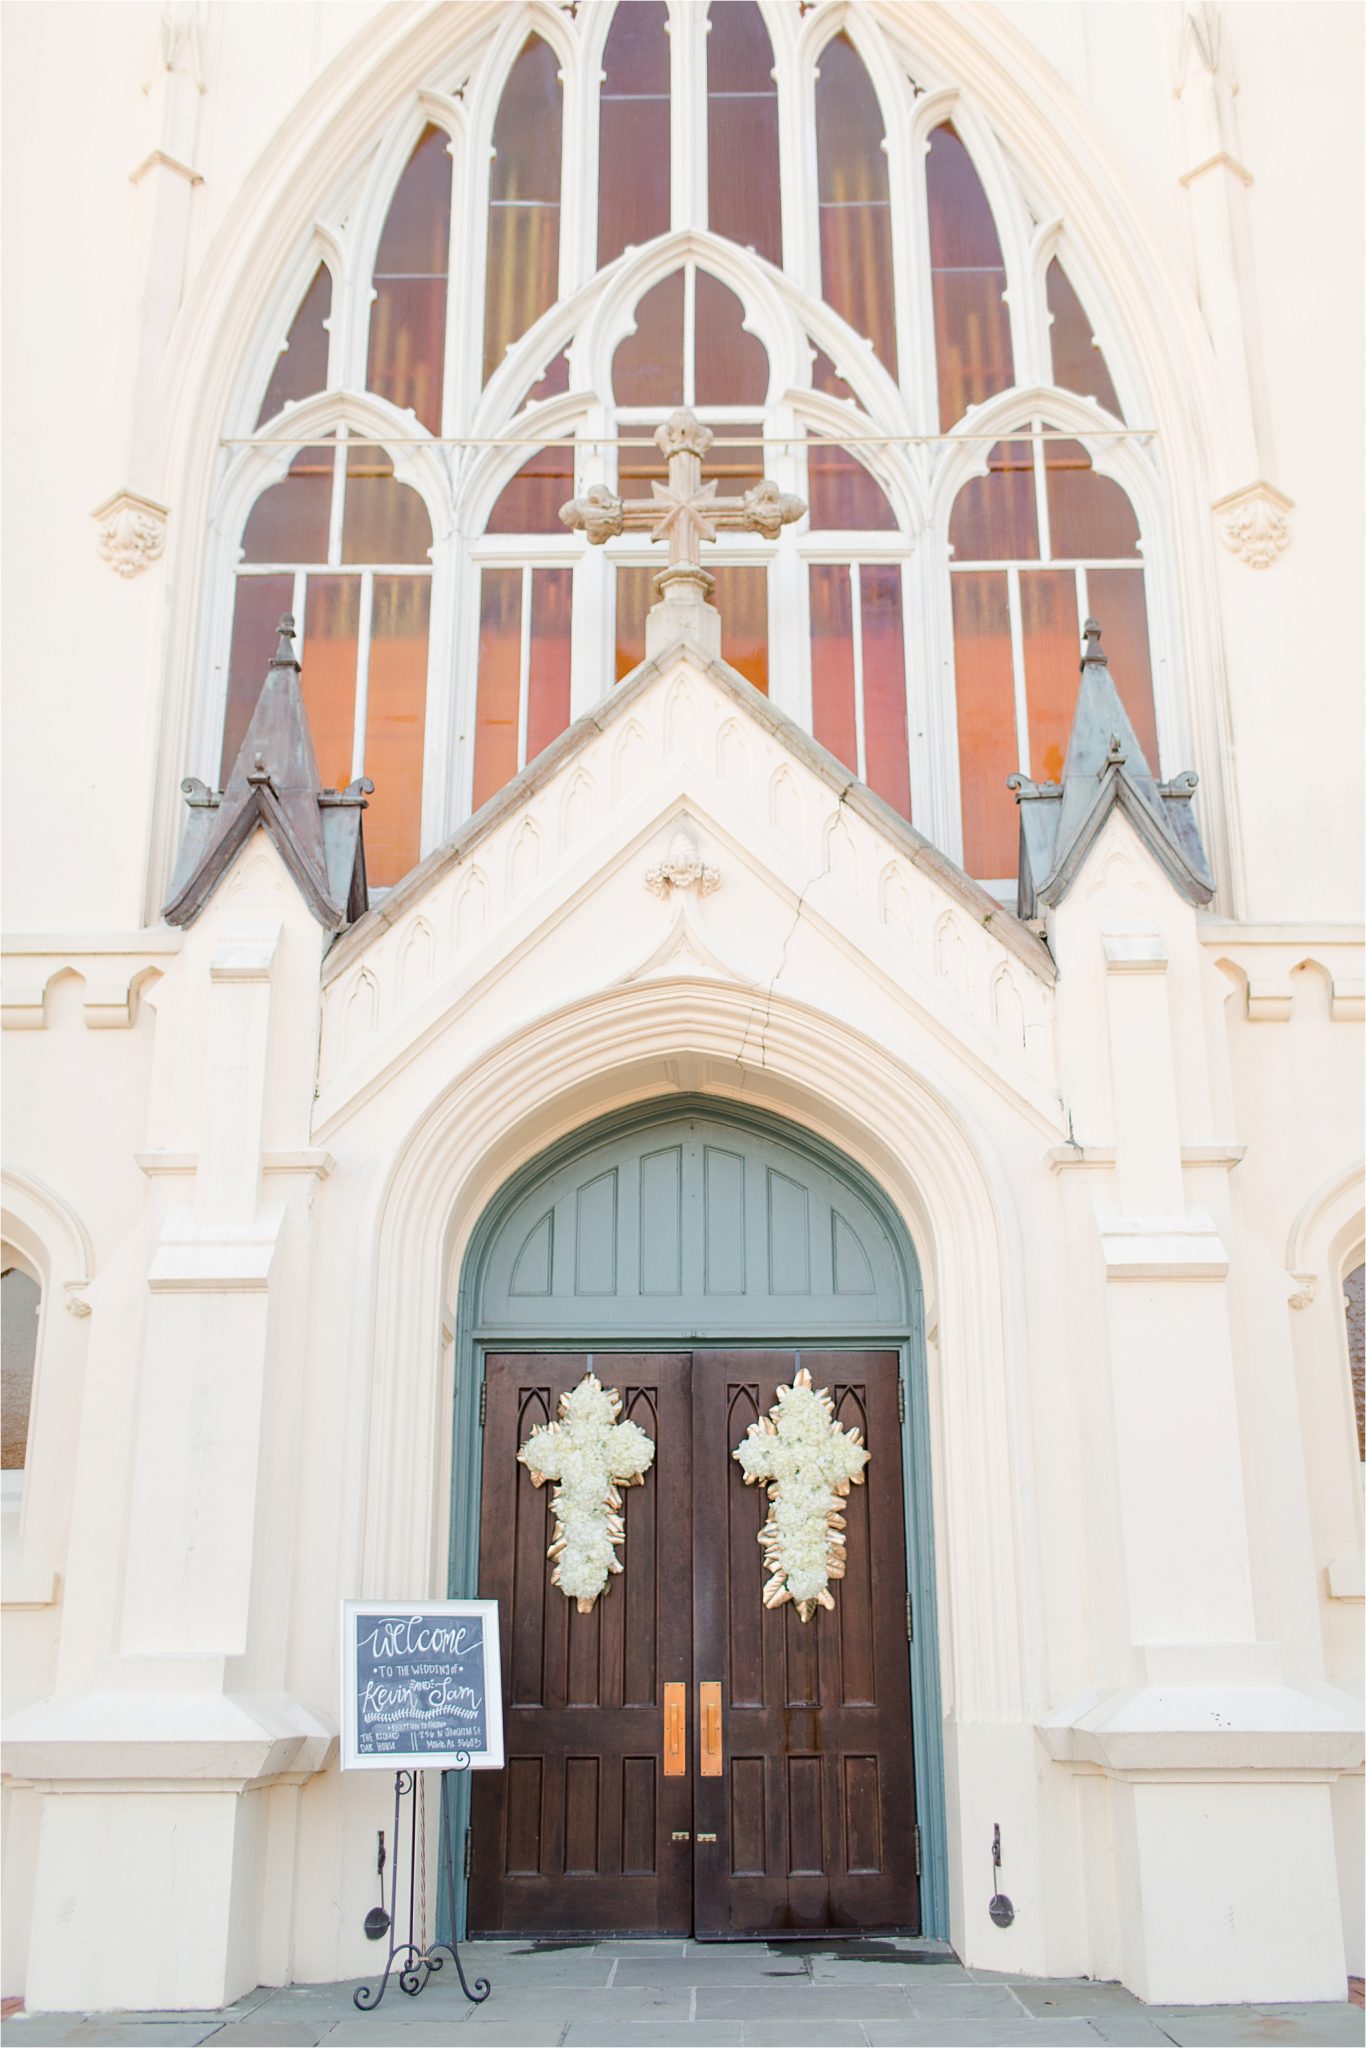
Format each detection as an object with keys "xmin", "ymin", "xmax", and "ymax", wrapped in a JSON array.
[{"xmin": 446, "ymin": 1098, "xmax": 946, "ymax": 1941}]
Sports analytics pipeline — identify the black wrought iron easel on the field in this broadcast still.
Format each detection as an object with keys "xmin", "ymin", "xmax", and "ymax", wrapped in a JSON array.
[{"xmin": 353, "ymin": 1765, "xmax": 491, "ymax": 2011}]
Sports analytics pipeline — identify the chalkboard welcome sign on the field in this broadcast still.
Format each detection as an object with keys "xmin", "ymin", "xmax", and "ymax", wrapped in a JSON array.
[{"xmin": 341, "ymin": 1600, "xmax": 504, "ymax": 1771}]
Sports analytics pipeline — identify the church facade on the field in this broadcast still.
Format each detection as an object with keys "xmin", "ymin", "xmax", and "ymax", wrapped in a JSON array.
[{"xmin": 2, "ymin": 0, "xmax": 1362, "ymax": 2016}]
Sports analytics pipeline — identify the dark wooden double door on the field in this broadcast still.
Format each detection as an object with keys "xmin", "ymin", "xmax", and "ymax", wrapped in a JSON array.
[{"xmin": 470, "ymin": 1351, "xmax": 920, "ymax": 1938}]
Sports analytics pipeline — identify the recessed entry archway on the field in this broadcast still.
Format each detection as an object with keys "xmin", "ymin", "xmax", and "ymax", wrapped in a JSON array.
[{"xmin": 446, "ymin": 1097, "xmax": 947, "ymax": 1941}]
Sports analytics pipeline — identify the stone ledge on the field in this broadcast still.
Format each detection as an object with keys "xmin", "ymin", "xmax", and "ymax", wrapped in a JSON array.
[
  {"xmin": 1, "ymin": 1689, "xmax": 337, "ymax": 1788},
  {"xmin": 1038, "ymin": 1678, "xmax": 1364, "ymax": 1776}
]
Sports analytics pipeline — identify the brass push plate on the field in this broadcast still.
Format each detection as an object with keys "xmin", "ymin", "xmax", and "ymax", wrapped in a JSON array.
[
  {"xmin": 699, "ymin": 1681, "xmax": 723, "ymax": 1776},
  {"xmin": 663, "ymin": 1682, "xmax": 686, "ymax": 1776}
]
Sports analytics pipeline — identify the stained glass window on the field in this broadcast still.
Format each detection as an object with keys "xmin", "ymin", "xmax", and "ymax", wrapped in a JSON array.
[
  {"xmin": 484, "ymin": 37, "xmax": 562, "ymax": 385},
  {"xmin": 927, "ymin": 124, "xmax": 1013, "ymax": 428},
  {"xmin": 367, "ymin": 128, "xmax": 451, "ymax": 432},
  {"xmin": 1346, "ymin": 1263, "xmax": 1364, "ymax": 1462},
  {"xmin": 1047, "ymin": 260, "xmax": 1123, "ymax": 417},
  {"xmin": 220, "ymin": 4, "xmax": 1177, "ymax": 896},
  {"xmin": 259, "ymin": 266, "xmax": 331, "ymax": 426},
  {"xmin": 1, "ymin": 1262, "xmax": 40, "ymax": 1473},
  {"xmin": 815, "ymin": 35, "xmax": 896, "ymax": 377},
  {"xmin": 599, "ymin": 1, "xmax": 670, "ymax": 265},
  {"xmin": 950, "ymin": 431, "xmax": 1156, "ymax": 879},
  {"xmin": 708, "ymin": 1, "xmax": 781, "ymax": 265},
  {"xmin": 226, "ymin": 440, "xmax": 433, "ymax": 886}
]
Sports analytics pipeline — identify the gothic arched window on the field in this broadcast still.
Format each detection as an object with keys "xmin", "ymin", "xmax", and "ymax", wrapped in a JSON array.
[
  {"xmin": 226, "ymin": 440, "xmax": 434, "ymax": 886},
  {"xmin": 208, "ymin": 2, "xmax": 1178, "ymax": 899},
  {"xmin": 2, "ymin": 1257, "xmax": 40, "ymax": 1480}
]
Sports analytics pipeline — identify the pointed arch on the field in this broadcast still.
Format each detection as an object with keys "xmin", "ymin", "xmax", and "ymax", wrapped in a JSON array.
[{"xmin": 483, "ymin": 33, "xmax": 564, "ymax": 386}]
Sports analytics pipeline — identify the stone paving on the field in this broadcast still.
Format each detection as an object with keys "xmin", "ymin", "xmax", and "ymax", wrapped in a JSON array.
[{"xmin": 3, "ymin": 1940, "xmax": 1362, "ymax": 2048}]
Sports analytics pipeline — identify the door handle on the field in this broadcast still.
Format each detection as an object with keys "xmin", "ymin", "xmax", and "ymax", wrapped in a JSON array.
[
  {"xmin": 699, "ymin": 1682, "xmax": 723, "ymax": 1777},
  {"xmin": 664, "ymin": 1682, "xmax": 686, "ymax": 1776}
]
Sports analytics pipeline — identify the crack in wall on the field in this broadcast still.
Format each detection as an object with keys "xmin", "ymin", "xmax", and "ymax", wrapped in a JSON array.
[{"xmin": 735, "ymin": 797, "xmax": 848, "ymax": 1073}]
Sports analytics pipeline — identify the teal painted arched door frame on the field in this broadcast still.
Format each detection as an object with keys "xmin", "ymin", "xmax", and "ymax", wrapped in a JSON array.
[{"xmin": 444, "ymin": 1097, "xmax": 948, "ymax": 1940}]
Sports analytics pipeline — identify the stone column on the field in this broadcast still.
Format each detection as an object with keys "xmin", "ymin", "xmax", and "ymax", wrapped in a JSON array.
[{"xmin": 7, "ymin": 835, "xmax": 335, "ymax": 2012}]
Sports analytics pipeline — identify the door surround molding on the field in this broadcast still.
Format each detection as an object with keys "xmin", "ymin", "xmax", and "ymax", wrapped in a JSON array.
[{"xmin": 445, "ymin": 1096, "xmax": 948, "ymax": 1939}]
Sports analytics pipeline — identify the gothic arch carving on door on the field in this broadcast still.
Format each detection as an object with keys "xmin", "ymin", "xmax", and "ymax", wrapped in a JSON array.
[{"xmin": 447, "ymin": 1095, "xmax": 947, "ymax": 1938}]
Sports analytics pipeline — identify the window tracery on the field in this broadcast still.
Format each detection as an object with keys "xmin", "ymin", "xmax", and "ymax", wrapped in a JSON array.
[{"xmin": 211, "ymin": 0, "xmax": 1172, "ymax": 898}]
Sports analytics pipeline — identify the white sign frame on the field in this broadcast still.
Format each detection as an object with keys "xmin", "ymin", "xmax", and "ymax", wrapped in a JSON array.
[{"xmin": 341, "ymin": 1598, "xmax": 504, "ymax": 1771}]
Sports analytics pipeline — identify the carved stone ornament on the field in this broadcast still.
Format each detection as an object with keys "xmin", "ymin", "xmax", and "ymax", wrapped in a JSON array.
[
  {"xmin": 645, "ymin": 829, "xmax": 720, "ymax": 897},
  {"xmin": 518, "ymin": 1373, "xmax": 656, "ymax": 1613},
  {"xmin": 1213, "ymin": 482, "xmax": 1292, "ymax": 569},
  {"xmin": 733, "ymin": 1368, "xmax": 870, "ymax": 1624},
  {"xmin": 93, "ymin": 489, "xmax": 169, "ymax": 578}
]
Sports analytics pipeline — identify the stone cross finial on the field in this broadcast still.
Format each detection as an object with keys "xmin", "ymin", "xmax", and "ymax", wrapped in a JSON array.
[{"xmin": 559, "ymin": 409, "xmax": 805, "ymax": 660}]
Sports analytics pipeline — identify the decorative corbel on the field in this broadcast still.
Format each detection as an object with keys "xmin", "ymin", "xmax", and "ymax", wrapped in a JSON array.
[{"xmin": 93, "ymin": 489, "xmax": 169, "ymax": 578}]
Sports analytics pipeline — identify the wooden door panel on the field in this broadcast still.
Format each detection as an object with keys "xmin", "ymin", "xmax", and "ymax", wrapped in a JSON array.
[
  {"xmin": 469, "ymin": 1353, "xmax": 693, "ymax": 1935},
  {"xmin": 691, "ymin": 1350, "xmax": 920, "ymax": 1937}
]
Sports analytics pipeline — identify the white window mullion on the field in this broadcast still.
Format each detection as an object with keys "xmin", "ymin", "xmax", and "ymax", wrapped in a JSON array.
[
  {"xmin": 849, "ymin": 562, "xmax": 867, "ymax": 783},
  {"xmin": 291, "ymin": 570, "xmax": 308, "ymax": 653},
  {"xmin": 683, "ymin": 261, "xmax": 697, "ymax": 408},
  {"xmin": 1032, "ymin": 418, "xmax": 1051, "ymax": 561},
  {"xmin": 1007, "ymin": 566, "xmax": 1031, "ymax": 779},
  {"xmin": 1075, "ymin": 563, "xmax": 1089, "ymax": 640},
  {"xmin": 517, "ymin": 564, "xmax": 533, "ymax": 770},
  {"xmin": 328, "ymin": 433, "xmax": 347, "ymax": 567},
  {"xmin": 352, "ymin": 570, "xmax": 375, "ymax": 783}
]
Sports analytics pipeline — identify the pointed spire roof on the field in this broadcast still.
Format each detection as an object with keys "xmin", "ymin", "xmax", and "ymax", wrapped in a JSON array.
[
  {"xmin": 1010, "ymin": 618, "xmax": 1213, "ymax": 917},
  {"xmin": 164, "ymin": 616, "xmax": 371, "ymax": 929}
]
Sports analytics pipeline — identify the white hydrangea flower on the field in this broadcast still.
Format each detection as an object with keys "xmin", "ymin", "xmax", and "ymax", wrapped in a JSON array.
[
  {"xmin": 518, "ymin": 1373, "xmax": 656, "ymax": 1612},
  {"xmin": 731, "ymin": 1369, "xmax": 870, "ymax": 1622}
]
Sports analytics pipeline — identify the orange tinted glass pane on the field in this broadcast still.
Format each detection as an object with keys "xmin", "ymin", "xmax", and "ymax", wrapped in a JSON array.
[
  {"xmin": 952, "ymin": 571, "xmax": 1018, "ymax": 878},
  {"xmin": 816, "ymin": 35, "xmax": 897, "ymax": 376},
  {"xmin": 1088, "ymin": 567, "xmax": 1159, "ymax": 769},
  {"xmin": 486, "ymin": 445, "xmax": 576, "ymax": 533},
  {"xmin": 705, "ymin": 421, "xmax": 764, "ymax": 496},
  {"xmin": 300, "ymin": 576, "xmax": 359, "ymax": 790},
  {"xmin": 526, "ymin": 567, "xmax": 573, "ymax": 762},
  {"xmin": 615, "ymin": 564, "xmax": 653, "ymax": 679},
  {"xmin": 1047, "ymin": 260, "xmax": 1122, "ymax": 419},
  {"xmin": 221, "ymin": 575, "xmax": 293, "ymax": 779},
  {"xmin": 242, "ymin": 446, "xmax": 332, "ymax": 563},
  {"xmin": 599, "ymin": 0, "xmax": 670, "ymax": 264},
  {"xmin": 258, "ymin": 266, "xmax": 331, "ymax": 425},
  {"xmin": 521, "ymin": 350, "xmax": 571, "ymax": 408},
  {"xmin": 363, "ymin": 576, "xmax": 430, "ymax": 885},
  {"xmin": 1045, "ymin": 441, "xmax": 1140, "ymax": 559},
  {"xmin": 808, "ymin": 444, "xmax": 896, "ymax": 530},
  {"xmin": 949, "ymin": 441, "xmax": 1037, "ymax": 562},
  {"xmin": 861, "ymin": 564, "xmax": 910, "ymax": 817},
  {"xmin": 927, "ymin": 125, "xmax": 1013, "ymax": 428},
  {"xmin": 712, "ymin": 564, "xmax": 768, "ymax": 695},
  {"xmin": 1021, "ymin": 569, "xmax": 1079, "ymax": 786},
  {"xmin": 473, "ymin": 568, "xmax": 522, "ymax": 808},
  {"xmin": 484, "ymin": 38, "xmax": 562, "ymax": 384},
  {"xmin": 695, "ymin": 273, "xmax": 769, "ymax": 405},
  {"xmin": 367, "ymin": 127, "xmax": 451, "ymax": 432},
  {"xmin": 619, "ymin": 423, "xmax": 669, "ymax": 500},
  {"xmin": 342, "ymin": 446, "xmax": 432, "ymax": 564},
  {"xmin": 809, "ymin": 563, "xmax": 857, "ymax": 774},
  {"xmin": 811, "ymin": 344, "xmax": 854, "ymax": 400},
  {"xmin": 613, "ymin": 272, "xmax": 684, "ymax": 405},
  {"xmin": 708, "ymin": 0, "xmax": 781, "ymax": 265}
]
